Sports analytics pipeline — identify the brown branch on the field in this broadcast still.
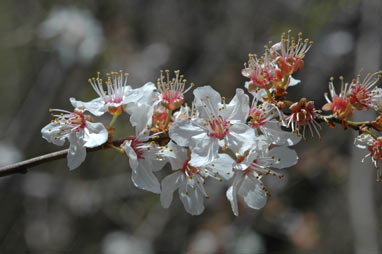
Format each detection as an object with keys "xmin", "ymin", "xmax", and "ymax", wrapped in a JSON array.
[
  {"xmin": 0, "ymin": 139, "xmax": 126, "ymax": 178},
  {"xmin": 0, "ymin": 114, "xmax": 376, "ymax": 178},
  {"xmin": 316, "ymin": 115, "xmax": 374, "ymax": 132}
]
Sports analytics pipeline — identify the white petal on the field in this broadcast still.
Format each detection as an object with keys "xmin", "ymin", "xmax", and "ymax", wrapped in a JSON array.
[
  {"xmin": 178, "ymin": 181, "xmax": 205, "ymax": 215},
  {"xmin": 234, "ymin": 148, "xmax": 259, "ymax": 170},
  {"xmin": 268, "ymin": 146, "xmax": 298, "ymax": 169},
  {"xmin": 238, "ymin": 177, "xmax": 267, "ymax": 210},
  {"xmin": 41, "ymin": 122, "xmax": 67, "ymax": 146},
  {"xmin": 226, "ymin": 123, "xmax": 256, "ymax": 154},
  {"xmin": 241, "ymin": 68, "xmax": 252, "ymax": 78},
  {"xmin": 193, "ymin": 86, "xmax": 221, "ymax": 117},
  {"xmin": 166, "ymin": 141, "xmax": 189, "ymax": 170},
  {"xmin": 226, "ymin": 187, "xmax": 238, "ymax": 215},
  {"xmin": 354, "ymin": 133, "xmax": 374, "ymax": 149},
  {"xmin": 83, "ymin": 121, "xmax": 108, "ymax": 148},
  {"xmin": 131, "ymin": 160, "xmax": 161, "ymax": 194},
  {"xmin": 263, "ymin": 122, "xmax": 301, "ymax": 146},
  {"xmin": 124, "ymin": 82, "xmax": 158, "ymax": 109},
  {"xmin": 226, "ymin": 173, "xmax": 244, "ymax": 216},
  {"xmin": 122, "ymin": 140, "xmax": 139, "ymax": 171},
  {"xmin": 169, "ymin": 119, "xmax": 205, "ymax": 147},
  {"xmin": 122, "ymin": 85, "xmax": 133, "ymax": 97},
  {"xmin": 142, "ymin": 157, "xmax": 166, "ymax": 172},
  {"xmin": 129, "ymin": 103, "xmax": 154, "ymax": 136},
  {"xmin": 253, "ymin": 135, "xmax": 272, "ymax": 152},
  {"xmin": 371, "ymin": 88, "xmax": 382, "ymax": 110},
  {"xmin": 67, "ymin": 133, "xmax": 86, "ymax": 170},
  {"xmin": 189, "ymin": 137, "xmax": 219, "ymax": 167},
  {"xmin": 160, "ymin": 171, "xmax": 183, "ymax": 208},
  {"xmin": 69, "ymin": 97, "xmax": 106, "ymax": 117},
  {"xmin": 210, "ymin": 153, "xmax": 234, "ymax": 180},
  {"xmin": 288, "ymin": 76, "xmax": 301, "ymax": 87},
  {"xmin": 245, "ymin": 82, "xmax": 268, "ymax": 101},
  {"xmin": 222, "ymin": 88, "xmax": 249, "ymax": 123}
]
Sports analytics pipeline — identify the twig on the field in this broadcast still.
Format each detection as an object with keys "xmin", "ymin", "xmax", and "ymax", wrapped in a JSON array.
[
  {"xmin": 0, "ymin": 139, "xmax": 126, "ymax": 178},
  {"xmin": 316, "ymin": 115, "xmax": 374, "ymax": 131},
  {"xmin": 0, "ymin": 114, "xmax": 376, "ymax": 178}
]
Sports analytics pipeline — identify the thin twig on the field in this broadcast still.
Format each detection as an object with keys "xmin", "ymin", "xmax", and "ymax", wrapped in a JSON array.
[
  {"xmin": 0, "ymin": 139, "xmax": 125, "ymax": 178},
  {"xmin": 0, "ymin": 115, "xmax": 376, "ymax": 178},
  {"xmin": 316, "ymin": 115, "xmax": 374, "ymax": 131}
]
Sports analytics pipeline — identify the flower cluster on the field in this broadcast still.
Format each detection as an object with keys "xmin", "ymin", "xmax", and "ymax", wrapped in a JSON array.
[
  {"xmin": 323, "ymin": 72, "xmax": 382, "ymax": 119},
  {"xmin": 41, "ymin": 31, "xmax": 382, "ymax": 216},
  {"xmin": 321, "ymin": 71, "xmax": 382, "ymax": 180}
]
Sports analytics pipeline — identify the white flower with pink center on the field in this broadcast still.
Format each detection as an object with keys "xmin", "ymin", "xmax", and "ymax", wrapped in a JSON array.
[
  {"xmin": 156, "ymin": 70, "xmax": 194, "ymax": 111},
  {"xmin": 121, "ymin": 134, "xmax": 168, "ymax": 194},
  {"xmin": 227, "ymin": 141, "xmax": 298, "ymax": 216},
  {"xmin": 124, "ymin": 82, "xmax": 159, "ymax": 135},
  {"xmin": 160, "ymin": 142, "xmax": 234, "ymax": 215},
  {"xmin": 248, "ymin": 101, "xmax": 300, "ymax": 146},
  {"xmin": 241, "ymin": 53, "xmax": 279, "ymax": 91},
  {"xmin": 170, "ymin": 86, "xmax": 256, "ymax": 167},
  {"xmin": 355, "ymin": 133, "xmax": 382, "ymax": 181},
  {"xmin": 41, "ymin": 107, "xmax": 108, "ymax": 170},
  {"xmin": 70, "ymin": 71, "xmax": 133, "ymax": 116},
  {"xmin": 121, "ymin": 101, "xmax": 170, "ymax": 194}
]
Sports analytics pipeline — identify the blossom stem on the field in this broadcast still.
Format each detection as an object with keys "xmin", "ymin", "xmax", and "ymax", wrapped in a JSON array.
[
  {"xmin": 109, "ymin": 114, "xmax": 119, "ymax": 128},
  {"xmin": 165, "ymin": 109, "xmax": 173, "ymax": 128},
  {"xmin": 346, "ymin": 120, "xmax": 373, "ymax": 128},
  {"xmin": 364, "ymin": 129, "xmax": 378, "ymax": 139},
  {"xmin": 343, "ymin": 103, "xmax": 353, "ymax": 118},
  {"xmin": 282, "ymin": 74, "xmax": 289, "ymax": 89},
  {"xmin": 317, "ymin": 115, "xmax": 374, "ymax": 131},
  {"xmin": 108, "ymin": 143, "xmax": 125, "ymax": 154}
]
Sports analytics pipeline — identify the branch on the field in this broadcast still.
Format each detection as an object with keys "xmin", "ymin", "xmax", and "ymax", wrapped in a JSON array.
[
  {"xmin": 0, "ymin": 139, "xmax": 125, "ymax": 178},
  {"xmin": 0, "ymin": 114, "xmax": 376, "ymax": 178},
  {"xmin": 316, "ymin": 115, "xmax": 374, "ymax": 132}
]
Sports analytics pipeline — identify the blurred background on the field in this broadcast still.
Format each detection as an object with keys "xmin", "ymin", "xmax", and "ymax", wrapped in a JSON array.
[{"xmin": 0, "ymin": 0, "xmax": 381, "ymax": 253}]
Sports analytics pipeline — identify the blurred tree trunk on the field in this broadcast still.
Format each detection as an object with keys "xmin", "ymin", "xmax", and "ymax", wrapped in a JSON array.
[{"xmin": 348, "ymin": 0, "xmax": 381, "ymax": 253}]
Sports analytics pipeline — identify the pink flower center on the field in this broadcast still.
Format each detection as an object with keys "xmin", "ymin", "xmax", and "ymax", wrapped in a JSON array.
[
  {"xmin": 152, "ymin": 107, "xmax": 169, "ymax": 130},
  {"xmin": 348, "ymin": 84, "xmax": 371, "ymax": 110},
  {"xmin": 248, "ymin": 107, "xmax": 267, "ymax": 128},
  {"xmin": 243, "ymin": 167, "xmax": 252, "ymax": 175},
  {"xmin": 157, "ymin": 70, "xmax": 193, "ymax": 111},
  {"xmin": 105, "ymin": 96, "xmax": 123, "ymax": 104},
  {"xmin": 183, "ymin": 159, "xmax": 200, "ymax": 177},
  {"xmin": 331, "ymin": 96, "xmax": 349, "ymax": 113},
  {"xmin": 243, "ymin": 160, "xmax": 259, "ymax": 175},
  {"xmin": 70, "ymin": 111, "xmax": 86, "ymax": 132},
  {"xmin": 127, "ymin": 137, "xmax": 144, "ymax": 160},
  {"xmin": 369, "ymin": 139, "xmax": 382, "ymax": 161},
  {"xmin": 160, "ymin": 91, "xmax": 184, "ymax": 110},
  {"xmin": 250, "ymin": 68, "xmax": 277, "ymax": 89},
  {"xmin": 207, "ymin": 118, "xmax": 230, "ymax": 140},
  {"xmin": 88, "ymin": 71, "xmax": 129, "ymax": 106}
]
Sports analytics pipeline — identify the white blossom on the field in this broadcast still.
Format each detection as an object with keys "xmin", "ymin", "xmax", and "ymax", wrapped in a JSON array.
[
  {"xmin": 227, "ymin": 140, "xmax": 298, "ymax": 216},
  {"xmin": 70, "ymin": 71, "xmax": 133, "ymax": 116},
  {"xmin": 248, "ymin": 100, "xmax": 300, "ymax": 146},
  {"xmin": 355, "ymin": 133, "xmax": 382, "ymax": 181},
  {"xmin": 121, "ymin": 109, "xmax": 167, "ymax": 193},
  {"xmin": 160, "ymin": 142, "xmax": 234, "ymax": 215},
  {"xmin": 170, "ymin": 86, "xmax": 255, "ymax": 167},
  {"xmin": 41, "ymin": 108, "xmax": 108, "ymax": 170}
]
